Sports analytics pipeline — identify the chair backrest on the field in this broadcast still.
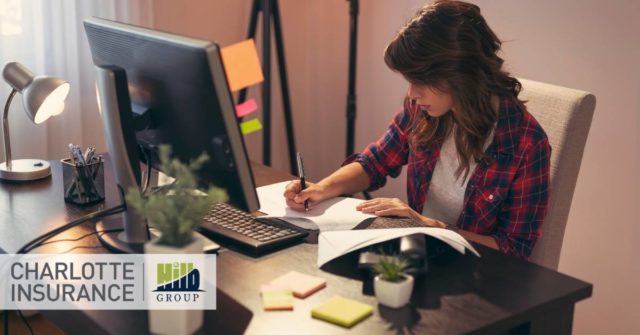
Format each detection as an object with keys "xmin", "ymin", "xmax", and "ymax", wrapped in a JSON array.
[{"xmin": 518, "ymin": 78, "xmax": 596, "ymax": 270}]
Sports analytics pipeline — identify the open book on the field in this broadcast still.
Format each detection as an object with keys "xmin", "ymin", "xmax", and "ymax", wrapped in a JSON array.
[{"xmin": 256, "ymin": 182, "xmax": 480, "ymax": 265}]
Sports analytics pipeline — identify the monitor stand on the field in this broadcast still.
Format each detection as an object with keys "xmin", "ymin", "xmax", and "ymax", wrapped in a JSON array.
[
  {"xmin": 94, "ymin": 65, "xmax": 149, "ymax": 253},
  {"xmin": 97, "ymin": 218, "xmax": 220, "ymax": 254},
  {"xmin": 96, "ymin": 214, "xmax": 151, "ymax": 254}
]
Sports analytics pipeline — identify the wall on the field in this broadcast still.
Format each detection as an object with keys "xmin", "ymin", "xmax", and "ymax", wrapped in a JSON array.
[
  {"xmin": 152, "ymin": 0, "xmax": 350, "ymax": 179},
  {"xmin": 478, "ymin": 1, "xmax": 640, "ymax": 334},
  {"xmin": 152, "ymin": 1, "xmax": 640, "ymax": 333}
]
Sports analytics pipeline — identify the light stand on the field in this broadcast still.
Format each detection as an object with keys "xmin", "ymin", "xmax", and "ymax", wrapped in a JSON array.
[
  {"xmin": 345, "ymin": 0, "xmax": 371, "ymax": 199},
  {"xmin": 346, "ymin": 0, "xmax": 359, "ymax": 158},
  {"xmin": 238, "ymin": 0, "xmax": 297, "ymax": 174}
]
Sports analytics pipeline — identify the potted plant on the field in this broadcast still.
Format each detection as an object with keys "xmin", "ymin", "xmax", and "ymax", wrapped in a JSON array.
[
  {"xmin": 373, "ymin": 255, "xmax": 414, "ymax": 309},
  {"xmin": 126, "ymin": 145, "xmax": 226, "ymax": 335}
]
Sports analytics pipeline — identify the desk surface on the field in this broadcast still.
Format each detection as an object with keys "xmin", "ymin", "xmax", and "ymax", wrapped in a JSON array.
[{"xmin": 0, "ymin": 160, "xmax": 592, "ymax": 335}]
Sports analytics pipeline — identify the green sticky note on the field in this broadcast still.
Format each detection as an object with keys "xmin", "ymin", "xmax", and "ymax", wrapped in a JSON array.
[
  {"xmin": 240, "ymin": 118, "xmax": 263, "ymax": 135},
  {"xmin": 261, "ymin": 289, "xmax": 294, "ymax": 311}
]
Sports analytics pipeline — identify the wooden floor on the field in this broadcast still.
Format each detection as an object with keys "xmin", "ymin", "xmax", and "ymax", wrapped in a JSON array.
[{"xmin": 0, "ymin": 312, "xmax": 65, "ymax": 335}]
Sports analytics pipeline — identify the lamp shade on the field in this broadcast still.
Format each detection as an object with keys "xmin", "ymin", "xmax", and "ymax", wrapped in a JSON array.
[{"xmin": 2, "ymin": 62, "xmax": 69, "ymax": 124}]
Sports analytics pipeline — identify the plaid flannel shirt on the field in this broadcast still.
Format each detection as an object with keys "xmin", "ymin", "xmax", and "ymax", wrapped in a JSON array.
[{"xmin": 345, "ymin": 97, "xmax": 551, "ymax": 259}]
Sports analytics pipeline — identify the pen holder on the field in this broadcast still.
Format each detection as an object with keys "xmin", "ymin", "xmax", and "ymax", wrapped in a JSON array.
[{"xmin": 61, "ymin": 158, "xmax": 105, "ymax": 206}]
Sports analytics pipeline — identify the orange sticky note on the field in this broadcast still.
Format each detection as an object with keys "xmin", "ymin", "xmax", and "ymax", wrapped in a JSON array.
[
  {"xmin": 221, "ymin": 39, "xmax": 264, "ymax": 92},
  {"xmin": 235, "ymin": 98, "xmax": 258, "ymax": 118},
  {"xmin": 267, "ymin": 271, "xmax": 326, "ymax": 299}
]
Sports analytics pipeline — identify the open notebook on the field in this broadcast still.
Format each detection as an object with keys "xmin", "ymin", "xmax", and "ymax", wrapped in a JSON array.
[{"xmin": 256, "ymin": 181, "xmax": 375, "ymax": 231}]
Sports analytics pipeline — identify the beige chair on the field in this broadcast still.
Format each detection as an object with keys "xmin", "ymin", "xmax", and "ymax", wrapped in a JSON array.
[{"xmin": 518, "ymin": 78, "xmax": 596, "ymax": 270}]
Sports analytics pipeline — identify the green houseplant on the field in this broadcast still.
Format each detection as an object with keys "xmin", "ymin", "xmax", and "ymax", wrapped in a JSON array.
[
  {"xmin": 126, "ymin": 145, "xmax": 227, "ymax": 248},
  {"xmin": 373, "ymin": 255, "xmax": 414, "ymax": 308},
  {"xmin": 126, "ymin": 145, "xmax": 226, "ymax": 335}
]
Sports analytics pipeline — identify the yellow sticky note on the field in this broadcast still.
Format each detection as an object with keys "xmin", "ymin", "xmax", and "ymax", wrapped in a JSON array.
[
  {"xmin": 221, "ymin": 39, "xmax": 264, "ymax": 92},
  {"xmin": 240, "ymin": 118, "xmax": 263, "ymax": 135},
  {"xmin": 311, "ymin": 295, "xmax": 373, "ymax": 328}
]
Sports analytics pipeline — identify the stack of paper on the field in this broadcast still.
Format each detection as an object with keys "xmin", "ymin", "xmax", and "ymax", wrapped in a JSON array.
[
  {"xmin": 317, "ymin": 227, "xmax": 480, "ymax": 267},
  {"xmin": 256, "ymin": 181, "xmax": 375, "ymax": 231},
  {"xmin": 311, "ymin": 295, "xmax": 373, "ymax": 328}
]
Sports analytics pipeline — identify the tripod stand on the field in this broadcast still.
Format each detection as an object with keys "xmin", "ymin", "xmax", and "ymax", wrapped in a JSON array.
[{"xmin": 238, "ymin": 0, "xmax": 297, "ymax": 174}]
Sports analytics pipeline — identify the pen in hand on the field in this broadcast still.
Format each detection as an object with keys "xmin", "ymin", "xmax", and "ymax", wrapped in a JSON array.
[{"xmin": 296, "ymin": 152, "xmax": 309, "ymax": 212}]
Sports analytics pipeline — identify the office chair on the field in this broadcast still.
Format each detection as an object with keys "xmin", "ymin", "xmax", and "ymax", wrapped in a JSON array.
[{"xmin": 519, "ymin": 78, "xmax": 596, "ymax": 270}]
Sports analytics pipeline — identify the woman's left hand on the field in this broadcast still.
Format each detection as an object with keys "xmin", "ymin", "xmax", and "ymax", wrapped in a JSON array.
[
  {"xmin": 356, "ymin": 197, "xmax": 419, "ymax": 219},
  {"xmin": 356, "ymin": 197, "xmax": 447, "ymax": 228}
]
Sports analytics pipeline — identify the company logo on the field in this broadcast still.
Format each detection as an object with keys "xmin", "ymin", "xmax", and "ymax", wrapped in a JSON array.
[{"xmin": 154, "ymin": 262, "xmax": 203, "ymax": 292}]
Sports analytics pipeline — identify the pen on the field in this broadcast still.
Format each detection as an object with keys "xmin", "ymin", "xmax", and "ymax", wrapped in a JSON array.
[{"xmin": 296, "ymin": 152, "xmax": 308, "ymax": 212}]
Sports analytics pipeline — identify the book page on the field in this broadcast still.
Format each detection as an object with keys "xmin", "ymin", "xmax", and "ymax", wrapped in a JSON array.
[
  {"xmin": 317, "ymin": 228, "xmax": 480, "ymax": 267},
  {"xmin": 257, "ymin": 181, "xmax": 375, "ymax": 231}
]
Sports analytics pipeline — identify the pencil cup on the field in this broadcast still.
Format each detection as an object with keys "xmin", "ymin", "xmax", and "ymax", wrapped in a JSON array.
[{"xmin": 61, "ymin": 158, "xmax": 105, "ymax": 206}]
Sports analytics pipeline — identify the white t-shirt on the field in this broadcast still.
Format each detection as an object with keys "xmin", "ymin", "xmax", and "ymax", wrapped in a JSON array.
[{"xmin": 422, "ymin": 127, "xmax": 494, "ymax": 226}]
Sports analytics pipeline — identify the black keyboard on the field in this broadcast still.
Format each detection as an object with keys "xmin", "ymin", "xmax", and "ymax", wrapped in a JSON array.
[{"xmin": 198, "ymin": 202, "xmax": 308, "ymax": 254}]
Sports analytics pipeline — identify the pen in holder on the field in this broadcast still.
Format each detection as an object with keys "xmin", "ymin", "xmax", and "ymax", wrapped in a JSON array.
[{"xmin": 62, "ymin": 157, "xmax": 105, "ymax": 205}]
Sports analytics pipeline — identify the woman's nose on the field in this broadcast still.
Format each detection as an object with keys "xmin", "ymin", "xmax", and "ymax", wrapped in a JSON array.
[{"xmin": 407, "ymin": 85, "xmax": 421, "ymax": 100}]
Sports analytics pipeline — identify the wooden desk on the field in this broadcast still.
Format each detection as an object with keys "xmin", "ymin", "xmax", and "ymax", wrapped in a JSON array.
[{"xmin": 0, "ymin": 160, "xmax": 592, "ymax": 334}]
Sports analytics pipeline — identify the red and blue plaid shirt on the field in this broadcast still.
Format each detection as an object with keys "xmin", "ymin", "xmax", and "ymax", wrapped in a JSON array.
[{"xmin": 345, "ymin": 97, "xmax": 551, "ymax": 259}]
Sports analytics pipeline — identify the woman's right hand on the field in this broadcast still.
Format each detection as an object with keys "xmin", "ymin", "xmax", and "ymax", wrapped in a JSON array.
[{"xmin": 283, "ymin": 180, "xmax": 331, "ymax": 212}]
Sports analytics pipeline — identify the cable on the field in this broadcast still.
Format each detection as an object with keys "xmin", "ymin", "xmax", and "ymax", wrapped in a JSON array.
[
  {"xmin": 17, "ymin": 204, "xmax": 125, "ymax": 255},
  {"xmin": 30, "ymin": 228, "xmax": 125, "ymax": 250},
  {"xmin": 16, "ymin": 310, "xmax": 33, "ymax": 335},
  {"xmin": 5, "ymin": 187, "xmax": 127, "ymax": 334},
  {"xmin": 17, "ymin": 186, "xmax": 127, "ymax": 255}
]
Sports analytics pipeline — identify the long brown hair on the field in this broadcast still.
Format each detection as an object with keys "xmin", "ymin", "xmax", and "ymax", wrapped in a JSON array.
[{"xmin": 384, "ymin": 0, "xmax": 522, "ymax": 180}]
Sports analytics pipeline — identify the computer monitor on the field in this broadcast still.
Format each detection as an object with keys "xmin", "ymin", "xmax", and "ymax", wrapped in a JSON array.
[{"xmin": 84, "ymin": 18, "xmax": 260, "ymax": 251}]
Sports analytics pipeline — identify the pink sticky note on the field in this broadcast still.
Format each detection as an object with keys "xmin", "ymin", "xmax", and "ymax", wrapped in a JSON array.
[
  {"xmin": 235, "ymin": 99, "xmax": 258, "ymax": 118},
  {"xmin": 267, "ymin": 271, "xmax": 327, "ymax": 299}
]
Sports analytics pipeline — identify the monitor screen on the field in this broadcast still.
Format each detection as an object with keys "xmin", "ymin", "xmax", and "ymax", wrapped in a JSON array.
[{"xmin": 84, "ymin": 17, "xmax": 260, "ymax": 212}]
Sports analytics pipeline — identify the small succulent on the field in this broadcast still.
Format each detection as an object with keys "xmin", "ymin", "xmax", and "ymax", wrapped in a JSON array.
[
  {"xmin": 374, "ymin": 255, "xmax": 410, "ymax": 282},
  {"xmin": 126, "ymin": 145, "xmax": 227, "ymax": 247}
]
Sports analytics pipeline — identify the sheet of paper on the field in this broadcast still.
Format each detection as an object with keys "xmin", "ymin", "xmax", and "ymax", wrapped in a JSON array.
[
  {"xmin": 317, "ymin": 228, "xmax": 480, "ymax": 267},
  {"xmin": 220, "ymin": 39, "xmax": 264, "ymax": 92},
  {"xmin": 257, "ymin": 181, "xmax": 375, "ymax": 231},
  {"xmin": 240, "ymin": 118, "xmax": 263, "ymax": 135},
  {"xmin": 235, "ymin": 98, "xmax": 258, "ymax": 118}
]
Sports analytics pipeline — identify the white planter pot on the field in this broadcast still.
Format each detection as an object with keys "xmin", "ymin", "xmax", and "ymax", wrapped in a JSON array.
[
  {"xmin": 145, "ymin": 234, "xmax": 204, "ymax": 335},
  {"xmin": 374, "ymin": 274, "xmax": 414, "ymax": 309}
]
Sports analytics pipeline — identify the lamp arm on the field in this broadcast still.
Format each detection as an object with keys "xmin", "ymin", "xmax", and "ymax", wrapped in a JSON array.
[{"xmin": 3, "ymin": 89, "xmax": 16, "ymax": 170}]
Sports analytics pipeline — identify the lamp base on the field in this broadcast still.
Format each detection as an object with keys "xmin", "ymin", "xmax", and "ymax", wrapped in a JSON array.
[{"xmin": 0, "ymin": 159, "xmax": 51, "ymax": 181}]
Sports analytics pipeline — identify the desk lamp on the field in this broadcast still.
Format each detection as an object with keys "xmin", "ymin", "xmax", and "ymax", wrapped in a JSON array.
[{"xmin": 1, "ymin": 62, "xmax": 69, "ymax": 181}]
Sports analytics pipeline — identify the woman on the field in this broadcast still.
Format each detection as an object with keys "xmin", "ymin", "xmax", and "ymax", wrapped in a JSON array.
[{"xmin": 284, "ymin": 0, "xmax": 551, "ymax": 259}]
